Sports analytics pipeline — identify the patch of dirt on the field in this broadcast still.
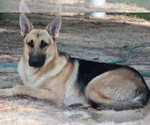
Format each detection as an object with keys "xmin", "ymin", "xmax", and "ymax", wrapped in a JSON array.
[
  {"xmin": 1, "ymin": 0, "xmax": 149, "ymax": 12},
  {"xmin": 0, "ymin": 13, "xmax": 150, "ymax": 124}
]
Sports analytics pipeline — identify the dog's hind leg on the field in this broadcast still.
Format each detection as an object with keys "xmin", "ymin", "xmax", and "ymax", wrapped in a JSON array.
[{"xmin": 85, "ymin": 68, "xmax": 149, "ymax": 110}]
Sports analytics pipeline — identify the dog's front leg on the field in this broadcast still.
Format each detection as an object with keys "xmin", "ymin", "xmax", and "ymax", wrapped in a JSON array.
[{"xmin": 0, "ymin": 86, "xmax": 62, "ymax": 106}]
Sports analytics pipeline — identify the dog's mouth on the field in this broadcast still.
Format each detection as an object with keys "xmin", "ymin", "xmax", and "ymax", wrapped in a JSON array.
[{"xmin": 29, "ymin": 55, "xmax": 46, "ymax": 68}]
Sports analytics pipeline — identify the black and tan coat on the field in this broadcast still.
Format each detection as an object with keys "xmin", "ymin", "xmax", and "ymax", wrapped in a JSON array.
[{"xmin": 0, "ymin": 13, "xmax": 149, "ymax": 110}]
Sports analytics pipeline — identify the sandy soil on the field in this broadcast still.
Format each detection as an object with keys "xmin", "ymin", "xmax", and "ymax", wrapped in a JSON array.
[{"xmin": 0, "ymin": 13, "xmax": 150, "ymax": 125}]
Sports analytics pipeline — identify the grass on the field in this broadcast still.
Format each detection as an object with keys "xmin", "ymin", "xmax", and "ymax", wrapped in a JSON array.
[
  {"xmin": 0, "ymin": 13, "xmax": 4, "ymax": 19},
  {"xmin": 127, "ymin": 13, "xmax": 150, "ymax": 20},
  {"xmin": 114, "ymin": 13, "xmax": 150, "ymax": 21}
]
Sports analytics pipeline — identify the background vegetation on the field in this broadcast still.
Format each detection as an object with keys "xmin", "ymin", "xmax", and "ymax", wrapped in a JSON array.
[{"xmin": 109, "ymin": 0, "xmax": 150, "ymax": 10}]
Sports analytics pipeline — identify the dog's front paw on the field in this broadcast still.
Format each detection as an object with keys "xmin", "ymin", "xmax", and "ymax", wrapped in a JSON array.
[{"xmin": 0, "ymin": 88, "xmax": 14, "ymax": 97}]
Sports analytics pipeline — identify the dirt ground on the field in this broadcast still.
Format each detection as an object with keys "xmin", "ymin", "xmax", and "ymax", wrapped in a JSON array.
[
  {"xmin": 1, "ymin": 0, "xmax": 150, "ymax": 12},
  {"xmin": 0, "ymin": 13, "xmax": 150, "ymax": 125}
]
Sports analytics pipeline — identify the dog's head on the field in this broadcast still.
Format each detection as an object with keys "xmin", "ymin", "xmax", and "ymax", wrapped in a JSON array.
[{"xmin": 20, "ymin": 13, "xmax": 61, "ymax": 68}]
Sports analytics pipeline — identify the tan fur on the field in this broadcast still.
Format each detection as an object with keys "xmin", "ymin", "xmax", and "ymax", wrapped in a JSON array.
[
  {"xmin": 0, "ymin": 17, "xmax": 77, "ymax": 106},
  {"xmin": 17, "ymin": 29, "xmax": 75, "ymax": 105},
  {"xmin": 0, "ymin": 38, "xmax": 74, "ymax": 106},
  {"xmin": 86, "ymin": 68, "xmax": 143, "ymax": 105}
]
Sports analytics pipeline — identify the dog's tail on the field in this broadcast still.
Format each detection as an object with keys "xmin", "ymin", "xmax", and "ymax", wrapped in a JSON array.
[{"xmin": 90, "ymin": 85, "xmax": 150, "ymax": 111}]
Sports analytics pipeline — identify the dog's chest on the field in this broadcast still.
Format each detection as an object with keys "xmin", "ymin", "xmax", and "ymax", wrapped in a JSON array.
[
  {"xmin": 19, "ymin": 68, "xmax": 40, "ymax": 88},
  {"xmin": 18, "ymin": 56, "xmax": 68, "ymax": 88},
  {"xmin": 64, "ymin": 82, "xmax": 87, "ymax": 106},
  {"xmin": 17, "ymin": 59, "xmax": 42, "ymax": 87},
  {"xmin": 63, "ymin": 61, "xmax": 87, "ymax": 106}
]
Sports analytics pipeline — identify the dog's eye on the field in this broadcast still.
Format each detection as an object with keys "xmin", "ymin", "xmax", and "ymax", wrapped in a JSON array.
[
  {"xmin": 40, "ymin": 40, "xmax": 48, "ymax": 48},
  {"xmin": 27, "ymin": 40, "xmax": 34, "ymax": 48}
]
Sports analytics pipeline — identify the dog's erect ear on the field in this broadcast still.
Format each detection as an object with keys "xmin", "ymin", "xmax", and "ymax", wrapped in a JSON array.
[
  {"xmin": 20, "ymin": 13, "xmax": 33, "ymax": 37},
  {"xmin": 46, "ymin": 16, "xmax": 61, "ymax": 41},
  {"xmin": 52, "ymin": 3, "xmax": 62, "ymax": 13},
  {"xmin": 19, "ymin": 0, "xmax": 29, "ymax": 13}
]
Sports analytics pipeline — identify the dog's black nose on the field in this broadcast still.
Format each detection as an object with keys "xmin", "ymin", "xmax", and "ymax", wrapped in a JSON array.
[
  {"xmin": 29, "ymin": 56, "xmax": 38, "ymax": 66},
  {"xmin": 29, "ymin": 55, "xmax": 45, "ymax": 67}
]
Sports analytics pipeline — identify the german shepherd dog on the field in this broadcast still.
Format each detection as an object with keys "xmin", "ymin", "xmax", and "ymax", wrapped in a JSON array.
[{"xmin": 0, "ymin": 13, "xmax": 149, "ymax": 110}]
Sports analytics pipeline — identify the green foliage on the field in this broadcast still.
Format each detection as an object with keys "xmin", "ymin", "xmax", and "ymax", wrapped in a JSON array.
[
  {"xmin": 0, "ymin": 13, "xmax": 4, "ymax": 19},
  {"xmin": 127, "ymin": 13, "xmax": 150, "ymax": 20},
  {"xmin": 115, "ymin": 13, "xmax": 150, "ymax": 20}
]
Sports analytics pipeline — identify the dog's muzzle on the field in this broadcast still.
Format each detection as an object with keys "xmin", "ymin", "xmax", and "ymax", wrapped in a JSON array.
[{"xmin": 29, "ymin": 55, "xmax": 45, "ymax": 68}]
